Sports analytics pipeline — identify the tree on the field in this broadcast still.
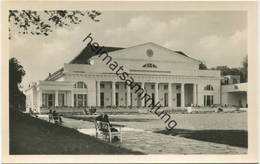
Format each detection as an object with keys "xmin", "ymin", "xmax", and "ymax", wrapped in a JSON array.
[
  {"xmin": 241, "ymin": 56, "xmax": 248, "ymax": 82},
  {"xmin": 9, "ymin": 58, "xmax": 26, "ymax": 110},
  {"xmin": 211, "ymin": 55, "xmax": 248, "ymax": 83},
  {"xmin": 9, "ymin": 10, "xmax": 101, "ymax": 39},
  {"xmin": 199, "ymin": 62, "xmax": 208, "ymax": 70},
  {"xmin": 211, "ymin": 65, "xmax": 242, "ymax": 76}
]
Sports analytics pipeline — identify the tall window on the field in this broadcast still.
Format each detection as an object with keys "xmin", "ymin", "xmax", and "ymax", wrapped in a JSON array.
[
  {"xmin": 164, "ymin": 84, "xmax": 168, "ymax": 90},
  {"xmin": 115, "ymin": 92, "xmax": 119, "ymax": 106},
  {"xmin": 164, "ymin": 93, "xmax": 168, "ymax": 107},
  {"xmin": 204, "ymin": 85, "xmax": 214, "ymax": 91},
  {"xmin": 130, "ymin": 93, "xmax": 133, "ymax": 106},
  {"xmin": 74, "ymin": 81, "xmax": 87, "ymax": 89},
  {"xmin": 58, "ymin": 93, "xmax": 65, "ymax": 106},
  {"xmin": 204, "ymin": 95, "xmax": 214, "ymax": 106},
  {"xmin": 125, "ymin": 92, "xmax": 127, "ymax": 106},
  {"xmin": 42, "ymin": 93, "xmax": 55, "ymax": 107},
  {"xmin": 73, "ymin": 81, "xmax": 88, "ymax": 107},
  {"xmin": 74, "ymin": 94, "xmax": 87, "ymax": 107}
]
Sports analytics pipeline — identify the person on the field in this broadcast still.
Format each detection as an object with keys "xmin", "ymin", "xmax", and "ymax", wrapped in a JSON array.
[
  {"xmin": 52, "ymin": 110, "xmax": 59, "ymax": 124},
  {"xmin": 58, "ymin": 113, "xmax": 63, "ymax": 123},
  {"xmin": 53, "ymin": 111, "xmax": 63, "ymax": 124},
  {"xmin": 48, "ymin": 109, "xmax": 53, "ymax": 122},
  {"xmin": 29, "ymin": 108, "xmax": 33, "ymax": 114},
  {"xmin": 217, "ymin": 107, "xmax": 223, "ymax": 112},
  {"xmin": 96, "ymin": 113, "xmax": 117, "ymax": 131},
  {"xmin": 29, "ymin": 107, "xmax": 38, "ymax": 117}
]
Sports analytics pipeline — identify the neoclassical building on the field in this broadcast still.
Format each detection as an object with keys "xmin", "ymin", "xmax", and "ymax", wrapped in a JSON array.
[{"xmin": 25, "ymin": 42, "xmax": 222, "ymax": 113}]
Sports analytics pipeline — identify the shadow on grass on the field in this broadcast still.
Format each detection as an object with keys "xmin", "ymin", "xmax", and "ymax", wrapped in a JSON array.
[
  {"xmin": 156, "ymin": 129, "xmax": 247, "ymax": 148},
  {"xmin": 10, "ymin": 110, "xmax": 144, "ymax": 154}
]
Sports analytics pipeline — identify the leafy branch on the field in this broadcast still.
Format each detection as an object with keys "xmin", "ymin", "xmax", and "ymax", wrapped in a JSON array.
[{"xmin": 9, "ymin": 10, "xmax": 101, "ymax": 39}]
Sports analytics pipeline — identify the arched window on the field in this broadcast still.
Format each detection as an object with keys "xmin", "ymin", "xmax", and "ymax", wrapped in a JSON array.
[
  {"xmin": 142, "ymin": 63, "xmax": 158, "ymax": 68},
  {"xmin": 74, "ymin": 81, "xmax": 87, "ymax": 89},
  {"xmin": 204, "ymin": 85, "xmax": 213, "ymax": 91}
]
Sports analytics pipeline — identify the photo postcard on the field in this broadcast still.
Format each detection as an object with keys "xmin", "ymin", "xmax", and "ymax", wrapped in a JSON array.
[{"xmin": 1, "ymin": 0, "xmax": 259, "ymax": 163}]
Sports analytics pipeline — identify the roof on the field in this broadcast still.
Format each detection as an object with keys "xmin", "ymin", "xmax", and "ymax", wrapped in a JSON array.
[
  {"xmin": 45, "ymin": 68, "xmax": 64, "ymax": 81},
  {"xmin": 69, "ymin": 44, "xmax": 124, "ymax": 64},
  {"xmin": 174, "ymin": 51, "xmax": 188, "ymax": 57},
  {"xmin": 46, "ymin": 42, "xmax": 194, "ymax": 80}
]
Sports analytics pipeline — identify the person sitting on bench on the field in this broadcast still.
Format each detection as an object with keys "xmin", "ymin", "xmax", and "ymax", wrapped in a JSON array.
[
  {"xmin": 95, "ymin": 113, "xmax": 118, "ymax": 132},
  {"xmin": 52, "ymin": 110, "xmax": 63, "ymax": 124}
]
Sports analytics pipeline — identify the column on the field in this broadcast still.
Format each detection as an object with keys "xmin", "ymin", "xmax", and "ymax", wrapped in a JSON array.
[
  {"xmin": 193, "ymin": 84, "xmax": 197, "ymax": 106},
  {"xmin": 154, "ymin": 82, "xmax": 159, "ymax": 103},
  {"xmin": 141, "ymin": 82, "xmax": 145, "ymax": 106},
  {"xmin": 111, "ymin": 81, "xmax": 116, "ymax": 106},
  {"xmin": 168, "ymin": 83, "xmax": 172, "ymax": 107},
  {"xmin": 64, "ymin": 92, "xmax": 67, "ymax": 106},
  {"xmin": 181, "ymin": 83, "xmax": 185, "ymax": 107},
  {"xmin": 96, "ymin": 81, "xmax": 100, "ymax": 106},
  {"xmin": 127, "ymin": 85, "xmax": 131, "ymax": 106},
  {"xmin": 38, "ymin": 90, "xmax": 42, "ymax": 112},
  {"xmin": 71, "ymin": 91, "xmax": 74, "ymax": 107},
  {"xmin": 55, "ymin": 91, "xmax": 59, "ymax": 106}
]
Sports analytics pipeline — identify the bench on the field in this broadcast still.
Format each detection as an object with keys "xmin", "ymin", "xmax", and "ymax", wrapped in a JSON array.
[
  {"xmin": 49, "ymin": 114, "xmax": 62, "ymax": 125},
  {"xmin": 94, "ymin": 121, "xmax": 123, "ymax": 143},
  {"xmin": 29, "ymin": 110, "xmax": 38, "ymax": 118},
  {"xmin": 53, "ymin": 115, "xmax": 62, "ymax": 125}
]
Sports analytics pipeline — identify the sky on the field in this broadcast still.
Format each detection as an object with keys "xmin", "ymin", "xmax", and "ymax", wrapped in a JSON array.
[{"xmin": 10, "ymin": 11, "xmax": 247, "ymax": 89}]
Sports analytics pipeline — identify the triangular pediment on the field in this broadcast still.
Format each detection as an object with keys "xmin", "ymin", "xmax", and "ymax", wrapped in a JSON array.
[{"xmin": 108, "ymin": 42, "xmax": 200, "ymax": 64}]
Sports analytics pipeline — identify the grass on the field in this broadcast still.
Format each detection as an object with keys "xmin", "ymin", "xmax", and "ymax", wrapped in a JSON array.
[
  {"xmin": 9, "ymin": 110, "xmax": 143, "ymax": 154},
  {"xmin": 156, "ymin": 129, "xmax": 248, "ymax": 148}
]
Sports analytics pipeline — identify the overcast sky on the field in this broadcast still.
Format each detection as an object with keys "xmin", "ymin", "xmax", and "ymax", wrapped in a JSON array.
[{"xmin": 10, "ymin": 11, "xmax": 247, "ymax": 88}]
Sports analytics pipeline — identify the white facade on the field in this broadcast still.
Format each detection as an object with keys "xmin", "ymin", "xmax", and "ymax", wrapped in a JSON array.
[
  {"xmin": 25, "ymin": 42, "xmax": 222, "ymax": 113},
  {"xmin": 221, "ymin": 82, "xmax": 247, "ymax": 107}
]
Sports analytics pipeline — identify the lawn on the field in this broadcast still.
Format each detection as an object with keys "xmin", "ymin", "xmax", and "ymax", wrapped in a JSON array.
[
  {"xmin": 66, "ymin": 112, "xmax": 247, "ymax": 148},
  {"xmin": 66, "ymin": 112, "xmax": 247, "ymax": 131},
  {"xmin": 9, "ymin": 110, "xmax": 143, "ymax": 154}
]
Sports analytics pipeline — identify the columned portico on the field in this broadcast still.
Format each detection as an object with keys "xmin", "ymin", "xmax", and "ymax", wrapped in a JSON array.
[
  {"xmin": 94, "ymin": 81, "xmax": 196, "ymax": 108},
  {"xmin": 35, "ymin": 81, "xmax": 201, "ymax": 109}
]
